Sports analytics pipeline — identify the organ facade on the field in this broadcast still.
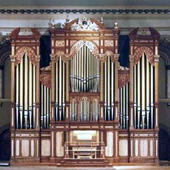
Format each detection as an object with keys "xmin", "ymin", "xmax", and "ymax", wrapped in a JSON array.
[{"xmin": 10, "ymin": 18, "xmax": 160, "ymax": 166}]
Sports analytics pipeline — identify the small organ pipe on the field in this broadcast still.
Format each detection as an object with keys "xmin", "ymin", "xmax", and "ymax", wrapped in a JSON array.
[
  {"xmin": 41, "ymin": 83, "xmax": 43, "ymax": 128},
  {"xmin": 126, "ymin": 83, "xmax": 129, "ymax": 129},
  {"xmin": 56, "ymin": 61, "xmax": 58, "ymax": 120}
]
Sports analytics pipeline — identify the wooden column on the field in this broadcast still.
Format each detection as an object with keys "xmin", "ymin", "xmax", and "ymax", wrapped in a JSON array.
[
  {"xmin": 10, "ymin": 55, "xmax": 15, "ymax": 129},
  {"xmin": 10, "ymin": 54, "xmax": 15, "ymax": 162},
  {"xmin": 66, "ymin": 60, "xmax": 70, "ymax": 121},
  {"xmin": 154, "ymin": 55, "xmax": 159, "ymax": 130},
  {"xmin": 113, "ymin": 54, "xmax": 119, "ymax": 163},
  {"xmin": 50, "ymin": 54, "xmax": 56, "ymax": 162},
  {"xmin": 35, "ymin": 55, "xmax": 40, "ymax": 130},
  {"xmin": 129, "ymin": 55, "xmax": 134, "ymax": 130},
  {"xmin": 114, "ymin": 54, "xmax": 119, "ymax": 122},
  {"xmin": 100, "ymin": 60, "xmax": 104, "ymax": 121}
]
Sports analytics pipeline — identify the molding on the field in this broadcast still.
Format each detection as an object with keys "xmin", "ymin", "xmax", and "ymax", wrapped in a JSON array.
[{"xmin": 0, "ymin": 9, "xmax": 170, "ymax": 15}]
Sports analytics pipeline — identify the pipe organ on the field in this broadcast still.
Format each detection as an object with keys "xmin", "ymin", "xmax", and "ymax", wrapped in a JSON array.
[
  {"xmin": 15, "ymin": 54, "xmax": 37, "ymax": 129},
  {"xmin": 10, "ymin": 19, "xmax": 160, "ymax": 167}
]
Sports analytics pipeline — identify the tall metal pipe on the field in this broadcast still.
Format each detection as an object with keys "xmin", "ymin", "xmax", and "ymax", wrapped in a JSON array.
[
  {"xmin": 20, "ymin": 57, "xmax": 23, "ymax": 129},
  {"xmin": 29, "ymin": 60, "xmax": 32, "ymax": 129},
  {"xmin": 137, "ymin": 61, "xmax": 140, "ymax": 129},
  {"xmin": 33, "ymin": 65, "xmax": 36, "ymax": 128},
  {"xmin": 16, "ymin": 65, "xmax": 19, "ymax": 129}
]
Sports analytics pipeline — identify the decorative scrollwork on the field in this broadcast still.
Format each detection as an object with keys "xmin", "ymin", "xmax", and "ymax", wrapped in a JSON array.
[
  {"xmin": 15, "ymin": 47, "xmax": 36, "ymax": 65},
  {"xmin": 133, "ymin": 46, "xmax": 154, "ymax": 65},
  {"xmin": 40, "ymin": 72, "xmax": 51, "ymax": 88},
  {"xmin": 71, "ymin": 17, "xmax": 100, "ymax": 31}
]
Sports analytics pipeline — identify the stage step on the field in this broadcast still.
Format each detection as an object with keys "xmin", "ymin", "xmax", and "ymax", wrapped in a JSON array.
[{"xmin": 61, "ymin": 159, "xmax": 111, "ymax": 167}]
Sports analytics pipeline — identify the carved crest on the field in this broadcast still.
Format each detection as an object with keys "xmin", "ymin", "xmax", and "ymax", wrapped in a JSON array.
[{"xmin": 71, "ymin": 17, "xmax": 100, "ymax": 31}]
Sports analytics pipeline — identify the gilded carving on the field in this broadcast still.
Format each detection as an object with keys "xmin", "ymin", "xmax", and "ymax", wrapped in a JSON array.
[
  {"xmin": 118, "ymin": 65, "xmax": 130, "ymax": 88},
  {"xmin": 133, "ymin": 47, "xmax": 154, "ymax": 65},
  {"xmin": 15, "ymin": 47, "xmax": 36, "ymax": 65},
  {"xmin": 40, "ymin": 73, "xmax": 51, "ymax": 88},
  {"xmin": 56, "ymin": 40, "xmax": 65, "ymax": 47},
  {"xmin": 105, "ymin": 40, "xmax": 114, "ymax": 47},
  {"xmin": 71, "ymin": 17, "xmax": 100, "ymax": 31}
]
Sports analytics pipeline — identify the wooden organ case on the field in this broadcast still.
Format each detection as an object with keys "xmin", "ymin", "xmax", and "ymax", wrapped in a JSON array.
[{"xmin": 10, "ymin": 18, "xmax": 160, "ymax": 166}]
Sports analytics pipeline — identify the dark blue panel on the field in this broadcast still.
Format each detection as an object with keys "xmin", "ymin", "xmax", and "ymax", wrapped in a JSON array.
[
  {"xmin": 118, "ymin": 35, "xmax": 129, "ymax": 67},
  {"xmin": 40, "ymin": 35, "xmax": 51, "ymax": 68}
]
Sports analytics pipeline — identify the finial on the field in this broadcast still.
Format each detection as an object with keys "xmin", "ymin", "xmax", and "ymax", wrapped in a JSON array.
[
  {"xmin": 100, "ymin": 15, "xmax": 104, "ymax": 24},
  {"xmin": 114, "ymin": 21, "xmax": 118, "ymax": 29},
  {"xmin": 50, "ymin": 19, "xmax": 55, "ymax": 28},
  {"xmin": 66, "ymin": 15, "xmax": 70, "ymax": 24}
]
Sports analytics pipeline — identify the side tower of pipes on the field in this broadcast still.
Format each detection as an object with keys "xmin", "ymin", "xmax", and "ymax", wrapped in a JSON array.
[
  {"xmin": 128, "ymin": 28, "xmax": 160, "ymax": 163},
  {"xmin": 10, "ymin": 28, "xmax": 41, "ymax": 161},
  {"xmin": 129, "ymin": 28, "xmax": 160, "ymax": 130}
]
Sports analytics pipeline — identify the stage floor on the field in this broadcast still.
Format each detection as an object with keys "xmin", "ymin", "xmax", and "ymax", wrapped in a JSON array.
[{"xmin": 0, "ymin": 166, "xmax": 169, "ymax": 170}]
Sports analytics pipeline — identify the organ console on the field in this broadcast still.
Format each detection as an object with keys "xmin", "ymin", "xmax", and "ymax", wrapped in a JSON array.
[{"xmin": 10, "ymin": 18, "xmax": 160, "ymax": 166}]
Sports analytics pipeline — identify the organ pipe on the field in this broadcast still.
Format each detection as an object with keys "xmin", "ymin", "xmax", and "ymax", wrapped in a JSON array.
[
  {"xmin": 40, "ymin": 83, "xmax": 51, "ymax": 129},
  {"xmin": 70, "ymin": 45, "xmax": 100, "ymax": 92},
  {"xmin": 55, "ymin": 56, "xmax": 66, "ymax": 121},
  {"xmin": 15, "ymin": 53, "xmax": 37, "ymax": 129},
  {"xmin": 119, "ymin": 83, "xmax": 129, "ymax": 129},
  {"xmin": 104, "ymin": 57, "xmax": 115, "ymax": 121},
  {"xmin": 33, "ymin": 65, "xmax": 36, "ymax": 128},
  {"xmin": 16, "ymin": 65, "xmax": 19, "ymax": 129},
  {"xmin": 20, "ymin": 57, "xmax": 23, "ymax": 129},
  {"xmin": 133, "ymin": 53, "xmax": 155, "ymax": 129}
]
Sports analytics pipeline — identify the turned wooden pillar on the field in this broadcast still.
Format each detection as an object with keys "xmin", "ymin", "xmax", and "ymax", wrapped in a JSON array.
[
  {"xmin": 114, "ymin": 54, "xmax": 119, "ymax": 122},
  {"xmin": 66, "ymin": 60, "xmax": 70, "ymax": 121},
  {"xmin": 35, "ymin": 55, "xmax": 40, "ymax": 130},
  {"xmin": 129, "ymin": 55, "xmax": 134, "ymax": 130},
  {"xmin": 10, "ymin": 55, "xmax": 15, "ymax": 129},
  {"xmin": 154, "ymin": 55, "xmax": 159, "ymax": 130},
  {"xmin": 50, "ymin": 54, "xmax": 56, "ymax": 161},
  {"xmin": 100, "ymin": 60, "xmax": 104, "ymax": 121}
]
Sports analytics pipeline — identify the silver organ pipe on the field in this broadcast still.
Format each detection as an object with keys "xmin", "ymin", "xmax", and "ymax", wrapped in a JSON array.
[
  {"xmin": 104, "ymin": 57, "xmax": 115, "ymax": 121},
  {"xmin": 15, "ymin": 53, "xmax": 36, "ymax": 129},
  {"xmin": 33, "ymin": 65, "xmax": 36, "ymax": 128},
  {"xmin": 55, "ymin": 61, "xmax": 58, "ymax": 120},
  {"xmin": 20, "ymin": 57, "xmax": 23, "ymax": 129},
  {"xmin": 137, "ymin": 60, "xmax": 140, "ymax": 129},
  {"xmin": 119, "ymin": 83, "xmax": 129, "ymax": 129},
  {"xmin": 40, "ymin": 83, "xmax": 51, "ymax": 129},
  {"xmin": 29, "ymin": 60, "xmax": 32, "ymax": 129},
  {"xmin": 24, "ymin": 53, "xmax": 28, "ymax": 129},
  {"xmin": 55, "ymin": 56, "xmax": 66, "ymax": 121},
  {"xmin": 70, "ymin": 45, "xmax": 100, "ymax": 92},
  {"xmin": 15, "ymin": 65, "xmax": 19, "ymax": 129},
  {"xmin": 133, "ymin": 53, "xmax": 155, "ymax": 129},
  {"xmin": 133, "ymin": 65, "xmax": 137, "ymax": 128}
]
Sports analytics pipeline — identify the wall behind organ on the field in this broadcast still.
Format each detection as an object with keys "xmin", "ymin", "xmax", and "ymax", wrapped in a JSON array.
[{"xmin": 0, "ymin": 56, "xmax": 11, "ymax": 129}]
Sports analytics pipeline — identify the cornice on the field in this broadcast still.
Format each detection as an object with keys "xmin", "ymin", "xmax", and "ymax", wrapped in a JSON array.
[{"xmin": 0, "ymin": 9, "xmax": 170, "ymax": 15}]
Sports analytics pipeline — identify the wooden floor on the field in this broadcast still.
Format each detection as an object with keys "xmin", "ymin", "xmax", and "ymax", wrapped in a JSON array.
[{"xmin": 0, "ymin": 166, "xmax": 169, "ymax": 170}]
